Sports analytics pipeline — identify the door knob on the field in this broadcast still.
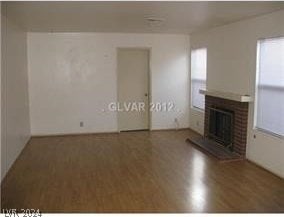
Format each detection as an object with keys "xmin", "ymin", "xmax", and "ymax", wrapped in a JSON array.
[{"xmin": 144, "ymin": 93, "xmax": 148, "ymax": 97}]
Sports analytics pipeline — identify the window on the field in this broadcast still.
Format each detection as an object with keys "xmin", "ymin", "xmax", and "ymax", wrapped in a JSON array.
[
  {"xmin": 256, "ymin": 37, "xmax": 284, "ymax": 137},
  {"xmin": 191, "ymin": 48, "xmax": 207, "ymax": 110}
]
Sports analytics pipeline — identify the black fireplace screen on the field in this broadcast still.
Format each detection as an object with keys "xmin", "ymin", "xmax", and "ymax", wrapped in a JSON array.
[{"xmin": 208, "ymin": 107, "xmax": 234, "ymax": 148}]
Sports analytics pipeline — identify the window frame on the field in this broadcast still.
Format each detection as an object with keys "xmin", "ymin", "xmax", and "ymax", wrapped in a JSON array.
[
  {"xmin": 254, "ymin": 36, "xmax": 284, "ymax": 139},
  {"xmin": 190, "ymin": 47, "xmax": 207, "ymax": 112}
]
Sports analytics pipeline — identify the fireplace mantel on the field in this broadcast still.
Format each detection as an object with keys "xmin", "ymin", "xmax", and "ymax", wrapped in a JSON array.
[{"xmin": 199, "ymin": 89, "xmax": 252, "ymax": 102}]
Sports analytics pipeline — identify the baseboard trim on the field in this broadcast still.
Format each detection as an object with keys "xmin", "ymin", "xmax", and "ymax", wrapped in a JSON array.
[
  {"xmin": 1, "ymin": 136, "xmax": 32, "ymax": 184},
  {"xmin": 32, "ymin": 128, "xmax": 193, "ymax": 137},
  {"xmin": 246, "ymin": 158, "xmax": 284, "ymax": 179},
  {"xmin": 150, "ymin": 127, "xmax": 190, "ymax": 132},
  {"xmin": 31, "ymin": 127, "xmax": 197, "ymax": 138},
  {"xmin": 187, "ymin": 127, "xmax": 203, "ymax": 136},
  {"xmin": 31, "ymin": 131, "xmax": 120, "ymax": 138}
]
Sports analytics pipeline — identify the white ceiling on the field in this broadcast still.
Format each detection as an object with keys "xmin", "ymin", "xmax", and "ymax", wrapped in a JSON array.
[{"xmin": 6, "ymin": 1, "xmax": 284, "ymax": 34}]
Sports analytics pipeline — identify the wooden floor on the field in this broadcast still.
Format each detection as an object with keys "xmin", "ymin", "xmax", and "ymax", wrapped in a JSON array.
[{"xmin": 1, "ymin": 130, "xmax": 284, "ymax": 213}]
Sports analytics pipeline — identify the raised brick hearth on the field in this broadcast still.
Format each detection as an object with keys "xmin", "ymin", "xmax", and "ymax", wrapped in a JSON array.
[{"xmin": 204, "ymin": 95, "xmax": 249, "ymax": 157}]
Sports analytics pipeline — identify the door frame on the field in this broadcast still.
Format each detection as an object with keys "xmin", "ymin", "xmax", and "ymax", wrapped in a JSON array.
[{"xmin": 116, "ymin": 47, "xmax": 152, "ymax": 132}]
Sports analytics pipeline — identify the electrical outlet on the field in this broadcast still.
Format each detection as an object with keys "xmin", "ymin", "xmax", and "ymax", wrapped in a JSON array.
[{"xmin": 80, "ymin": 121, "xmax": 84, "ymax": 127}]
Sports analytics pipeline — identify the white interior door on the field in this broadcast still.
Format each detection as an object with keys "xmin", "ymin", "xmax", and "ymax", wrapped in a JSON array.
[{"xmin": 117, "ymin": 48, "xmax": 149, "ymax": 131}]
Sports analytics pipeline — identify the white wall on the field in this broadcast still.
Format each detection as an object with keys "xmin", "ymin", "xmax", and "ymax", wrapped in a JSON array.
[
  {"xmin": 28, "ymin": 33, "xmax": 190, "ymax": 135},
  {"xmin": 189, "ymin": 10, "xmax": 284, "ymax": 178},
  {"xmin": 1, "ymin": 3, "xmax": 31, "ymax": 179},
  {"xmin": 0, "ymin": 2, "xmax": 2, "ymax": 186},
  {"xmin": 1, "ymin": 3, "xmax": 7, "ymax": 181}
]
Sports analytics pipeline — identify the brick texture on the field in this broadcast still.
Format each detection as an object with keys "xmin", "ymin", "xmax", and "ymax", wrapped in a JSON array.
[{"xmin": 204, "ymin": 95, "xmax": 249, "ymax": 157}]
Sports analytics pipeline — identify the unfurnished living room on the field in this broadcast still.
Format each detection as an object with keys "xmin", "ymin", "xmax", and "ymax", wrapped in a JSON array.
[{"xmin": 0, "ymin": 1, "xmax": 284, "ymax": 214}]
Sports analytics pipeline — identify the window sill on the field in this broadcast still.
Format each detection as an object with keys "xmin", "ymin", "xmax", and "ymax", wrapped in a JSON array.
[
  {"xmin": 254, "ymin": 127, "xmax": 283, "ymax": 140},
  {"xmin": 191, "ymin": 106, "xmax": 205, "ymax": 113}
]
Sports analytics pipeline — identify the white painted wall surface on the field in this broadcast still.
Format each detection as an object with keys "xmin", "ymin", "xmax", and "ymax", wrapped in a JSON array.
[
  {"xmin": 1, "ymin": 4, "xmax": 31, "ymax": 179},
  {"xmin": 0, "ymin": 2, "xmax": 2, "ymax": 185},
  {"xmin": 1, "ymin": 3, "xmax": 6, "ymax": 182},
  {"xmin": 189, "ymin": 10, "xmax": 284, "ymax": 178},
  {"xmin": 27, "ymin": 33, "xmax": 190, "ymax": 135}
]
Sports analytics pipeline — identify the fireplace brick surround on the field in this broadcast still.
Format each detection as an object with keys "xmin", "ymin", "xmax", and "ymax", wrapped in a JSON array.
[{"xmin": 204, "ymin": 95, "xmax": 249, "ymax": 157}]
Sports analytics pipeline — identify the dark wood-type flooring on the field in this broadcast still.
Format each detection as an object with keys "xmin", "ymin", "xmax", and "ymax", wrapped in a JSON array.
[{"xmin": 1, "ymin": 130, "xmax": 284, "ymax": 213}]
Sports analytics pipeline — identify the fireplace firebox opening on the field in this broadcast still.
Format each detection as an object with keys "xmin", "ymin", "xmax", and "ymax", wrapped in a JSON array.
[{"xmin": 208, "ymin": 107, "xmax": 234, "ymax": 151}]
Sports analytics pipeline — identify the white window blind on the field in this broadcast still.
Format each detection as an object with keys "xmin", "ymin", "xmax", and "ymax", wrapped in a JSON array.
[
  {"xmin": 191, "ymin": 48, "xmax": 207, "ymax": 110},
  {"xmin": 256, "ymin": 37, "xmax": 284, "ymax": 137}
]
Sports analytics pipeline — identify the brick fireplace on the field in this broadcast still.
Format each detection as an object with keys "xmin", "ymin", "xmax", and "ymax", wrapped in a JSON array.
[{"xmin": 204, "ymin": 95, "xmax": 249, "ymax": 157}]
